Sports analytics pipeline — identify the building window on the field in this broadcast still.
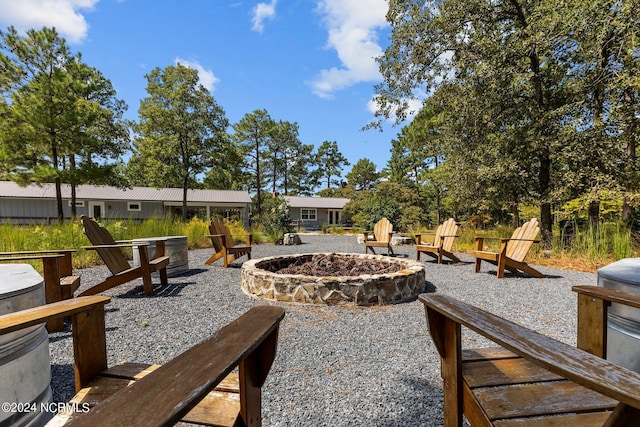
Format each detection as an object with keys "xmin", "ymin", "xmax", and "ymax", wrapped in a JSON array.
[
  {"xmin": 128, "ymin": 202, "xmax": 142, "ymax": 212},
  {"xmin": 301, "ymin": 209, "xmax": 317, "ymax": 220},
  {"xmin": 68, "ymin": 200, "xmax": 85, "ymax": 207}
]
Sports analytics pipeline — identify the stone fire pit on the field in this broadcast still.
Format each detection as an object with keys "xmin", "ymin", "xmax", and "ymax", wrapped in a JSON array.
[{"xmin": 240, "ymin": 252, "xmax": 425, "ymax": 306}]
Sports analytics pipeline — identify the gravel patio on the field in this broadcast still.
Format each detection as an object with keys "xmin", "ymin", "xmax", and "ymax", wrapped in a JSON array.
[{"xmin": 48, "ymin": 234, "xmax": 597, "ymax": 426}]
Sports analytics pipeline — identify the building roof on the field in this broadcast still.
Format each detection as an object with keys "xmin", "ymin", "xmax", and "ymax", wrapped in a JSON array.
[
  {"xmin": 283, "ymin": 196, "xmax": 350, "ymax": 209},
  {"xmin": 0, "ymin": 181, "xmax": 251, "ymax": 204}
]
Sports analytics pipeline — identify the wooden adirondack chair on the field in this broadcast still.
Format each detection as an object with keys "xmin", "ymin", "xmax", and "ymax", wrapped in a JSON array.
[
  {"xmin": 363, "ymin": 217, "xmax": 394, "ymax": 255},
  {"xmin": 0, "ymin": 297, "xmax": 285, "ymax": 426},
  {"xmin": 470, "ymin": 218, "xmax": 543, "ymax": 278},
  {"xmin": 79, "ymin": 215, "xmax": 170, "ymax": 296},
  {"xmin": 205, "ymin": 218, "xmax": 252, "ymax": 268},
  {"xmin": 415, "ymin": 218, "xmax": 461, "ymax": 264},
  {"xmin": 419, "ymin": 286, "xmax": 640, "ymax": 426},
  {"xmin": 0, "ymin": 250, "xmax": 80, "ymax": 331}
]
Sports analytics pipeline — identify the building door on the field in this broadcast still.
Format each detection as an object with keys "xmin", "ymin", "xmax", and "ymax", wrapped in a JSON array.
[
  {"xmin": 328, "ymin": 210, "xmax": 341, "ymax": 226},
  {"xmin": 88, "ymin": 201, "xmax": 105, "ymax": 219}
]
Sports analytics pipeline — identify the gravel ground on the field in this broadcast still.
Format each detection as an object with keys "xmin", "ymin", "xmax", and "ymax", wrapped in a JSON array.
[{"xmin": 48, "ymin": 234, "xmax": 597, "ymax": 426}]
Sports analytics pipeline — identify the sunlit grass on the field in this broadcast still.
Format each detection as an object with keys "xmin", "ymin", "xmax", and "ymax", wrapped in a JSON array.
[
  {"xmin": 452, "ymin": 221, "xmax": 636, "ymax": 272},
  {"xmin": 1, "ymin": 217, "xmax": 636, "ymax": 274},
  {"xmin": 0, "ymin": 216, "xmax": 255, "ymax": 271}
]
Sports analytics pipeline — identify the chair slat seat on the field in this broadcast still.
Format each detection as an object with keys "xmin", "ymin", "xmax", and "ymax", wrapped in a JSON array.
[{"xmin": 419, "ymin": 287, "xmax": 640, "ymax": 426}]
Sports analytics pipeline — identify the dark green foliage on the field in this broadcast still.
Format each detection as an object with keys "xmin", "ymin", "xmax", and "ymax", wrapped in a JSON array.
[
  {"xmin": 314, "ymin": 141, "xmax": 350, "ymax": 189},
  {"xmin": 257, "ymin": 193, "xmax": 291, "ymax": 239},
  {"xmin": 129, "ymin": 63, "xmax": 230, "ymax": 221},
  {"xmin": 0, "ymin": 26, "xmax": 129, "ymax": 222},
  {"xmin": 345, "ymin": 181, "xmax": 426, "ymax": 231},
  {"xmin": 346, "ymin": 159, "xmax": 381, "ymax": 191}
]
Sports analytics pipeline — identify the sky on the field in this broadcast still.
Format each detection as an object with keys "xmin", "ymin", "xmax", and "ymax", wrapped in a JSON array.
[{"xmin": 0, "ymin": 0, "xmax": 422, "ymax": 176}]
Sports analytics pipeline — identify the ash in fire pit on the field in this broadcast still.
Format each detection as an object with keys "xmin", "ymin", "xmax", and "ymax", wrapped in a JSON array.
[
  {"xmin": 241, "ymin": 252, "xmax": 425, "ymax": 306},
  {"xmin": 274, "ymin": 253, "xmax": 401, "ymax": 276}
]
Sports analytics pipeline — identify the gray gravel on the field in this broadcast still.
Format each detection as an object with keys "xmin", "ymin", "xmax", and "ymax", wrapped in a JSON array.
[{"xmin": 48, "ymin": 234, "xmax": 597, "ymax": 426}]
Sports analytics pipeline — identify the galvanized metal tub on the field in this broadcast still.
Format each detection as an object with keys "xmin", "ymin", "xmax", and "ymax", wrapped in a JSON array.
[
  {"xmin": 0, "ymin": 264, "xmax": 53, "ymax": 426},
  {"xmin": 132, "ymin": 235, "xmax": 189, "ymax": 277},
  {"xmin": 597, "ymin": 258, "xmax": 640, "ymax": 372}
]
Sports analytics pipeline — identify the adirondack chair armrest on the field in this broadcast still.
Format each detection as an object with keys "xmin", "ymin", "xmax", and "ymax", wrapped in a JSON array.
[
  {"xmin": 0, "ymin": 250, "xmax": 76, "ymax": 274},
  {"xmin": 0, "ymin": 249, "xmax": 76, "ymax": 256},
  {"xmin": 66, "ymin": 306, "xmax": 286, "ymax": 426},
  {"xmin": 0, "ymin": 254, "xmax": 63, "ymax": 261},
  {"xmin": 419, "ymin": 292, "xmax": 640, "ymax": 410},
  {"xmin": 475, "ymin": 236, "xmax": 539, "ymax": 243},
  {"xmin": 573, "ymin": 285, "xmax": 640, "ymax": 357},
  {"xmin": 82, "ymin": 243, "xmax": 141, "ymax": 250},
  {"xmin": 0, "ymin": 295, "xmax": 110, "ymax": 335},
  {"xmin": 415, "ymin": 233, "xmax": 437, "ymax": 245},
  {"xmin": 473, "ymin": 236, "xmax": 508, "ymax": 241},
  {"xmin": 573, "ymin": 285, "xmax": 640, "ymax": 309},
  {"xmin": 1, "ymin": 295, "xmax": 111, "ymax": 392}
]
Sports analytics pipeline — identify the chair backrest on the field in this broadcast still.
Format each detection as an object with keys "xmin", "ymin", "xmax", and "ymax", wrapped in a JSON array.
[
  {"xmin": 505, "ymin": 218, "xmax": 540, "ymax": 262},
  {"xmin": 208, "ymin": 219, "xmax": 224, "ymax": 252},
  {"xmin": 81, "ymin": 215, "xmax": 131, "ymax": 274},
  {"xmin": 437, "ymin": 218, "xmax": 458, "ymax": 251},
  {"xmin": 210, "ymin": 218, "xmax": 235, "ymax": 248},
  {"xmin": 373, "ymin": 217, "xmax": 393, "ymax": 243}
]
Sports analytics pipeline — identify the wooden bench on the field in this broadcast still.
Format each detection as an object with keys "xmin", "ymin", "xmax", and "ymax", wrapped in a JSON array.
[
  {"xmin": 0, "ymin": 297, "xmax": 285, "ymax": 426},
  {"xmin": 419, "ymin": 286, "xmax": 640, "ymax": 426},
  {"xmin": 0, "ymin": 250, "xmax": 80, "ymax": 331}
]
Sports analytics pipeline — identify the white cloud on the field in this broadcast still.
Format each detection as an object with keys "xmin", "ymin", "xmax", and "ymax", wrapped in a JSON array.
[
  {"xmin": 175, "ymin": 58, "xmax": 220, "ymax": 92},
  {"xmin": 251, "ymin": 0, "xmax": 277, "ymax": 33},
  {"xmin": 0, "ymin": 0, "xmax": 98, "ymax": 44},
  {"xmin": 310, "ymin": 0, "xmax": 388, "ymax": 98}
]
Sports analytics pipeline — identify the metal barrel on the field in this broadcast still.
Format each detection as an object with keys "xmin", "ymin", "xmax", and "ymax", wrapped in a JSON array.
[
  {"xmin": 0, "ymin": 264, "xmax": 53, "ymax": 426},
  {"xmin": 132, "ymin": 236, "xmax": 189, "ymax": 277},
  {"xmin": 597, "ymin": 258, "xmax": 640, "ymax": 373}
]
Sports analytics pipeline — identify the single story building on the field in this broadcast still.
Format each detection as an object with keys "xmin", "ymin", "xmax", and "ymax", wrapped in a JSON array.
[
  {"xmin": 0, "ymin": 181, "xmax": 251, "ymax": 224},
  {"xmin": 283, "ymin": 196, "xmax": 351, "ymax": 230}
]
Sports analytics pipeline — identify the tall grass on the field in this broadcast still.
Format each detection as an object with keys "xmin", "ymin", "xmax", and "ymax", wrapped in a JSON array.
[
  {"xmin": 408, "ymin": 220, "xmax": 635, "ymax": 271},
  {"xmin": 0, "ymin": 216, "xmax": 251, "ymax": 270},
  {"xmin": 549, "ymin": 222, "xmax": 632, "ymax": 262},
  {"xmin": 1, "ymin": 217, "xmax": 635, "ymax": 273},
  {"xmin": 455, "ymin": 221, "xmax": 634, "ymax": 271}
]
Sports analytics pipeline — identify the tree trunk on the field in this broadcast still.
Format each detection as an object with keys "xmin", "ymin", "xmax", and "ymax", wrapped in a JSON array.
[
  {"xmin": 70, "ymin": 155, "xmax": 77, "ymax": 217},
  {"xmin": 182, "ymin": 176, "xmax": 188, "ymax": 222},
  {"xmin": 255, "ymin": 139, "xmax": 262, "ymax": 218},
  {"xmin": 55, "ymin": 176, "xmax": 64, "ymax": 224},
  {"xmin": 511, "ymin": 0, "xmax": 553, "ymax": 247},
  {"xmin": 539, "ymin": 150, "xmax": 552, "ymax": 247},
  {"xmin": 51, "ymin": 140, "xmax": 64, "ymax": 223},
  {"xmin": 622, "ymin": 87, "xmax": 637, "ymax": 224},
  {"xmin": 588, "ymin": 200, "xmax": 600, "ymax": 229},
  {"xmin": 511, "ymin": 191, "xmax": 520, "ymax": 229}
]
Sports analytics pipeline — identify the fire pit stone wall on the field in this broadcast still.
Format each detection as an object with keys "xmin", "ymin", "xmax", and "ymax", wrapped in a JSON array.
[{"xmin": 241, "ymin": 253, "xmax": 426, "ymax": 306}]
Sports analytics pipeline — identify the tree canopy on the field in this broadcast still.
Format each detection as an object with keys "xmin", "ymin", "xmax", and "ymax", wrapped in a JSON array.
[
  {"xmin": 0, "ymin": 27, "xmax": 129, "ymax": 222},
  {"xmin": 373, "ymin": 0, "xmax": 640, "ymax": 241}
]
